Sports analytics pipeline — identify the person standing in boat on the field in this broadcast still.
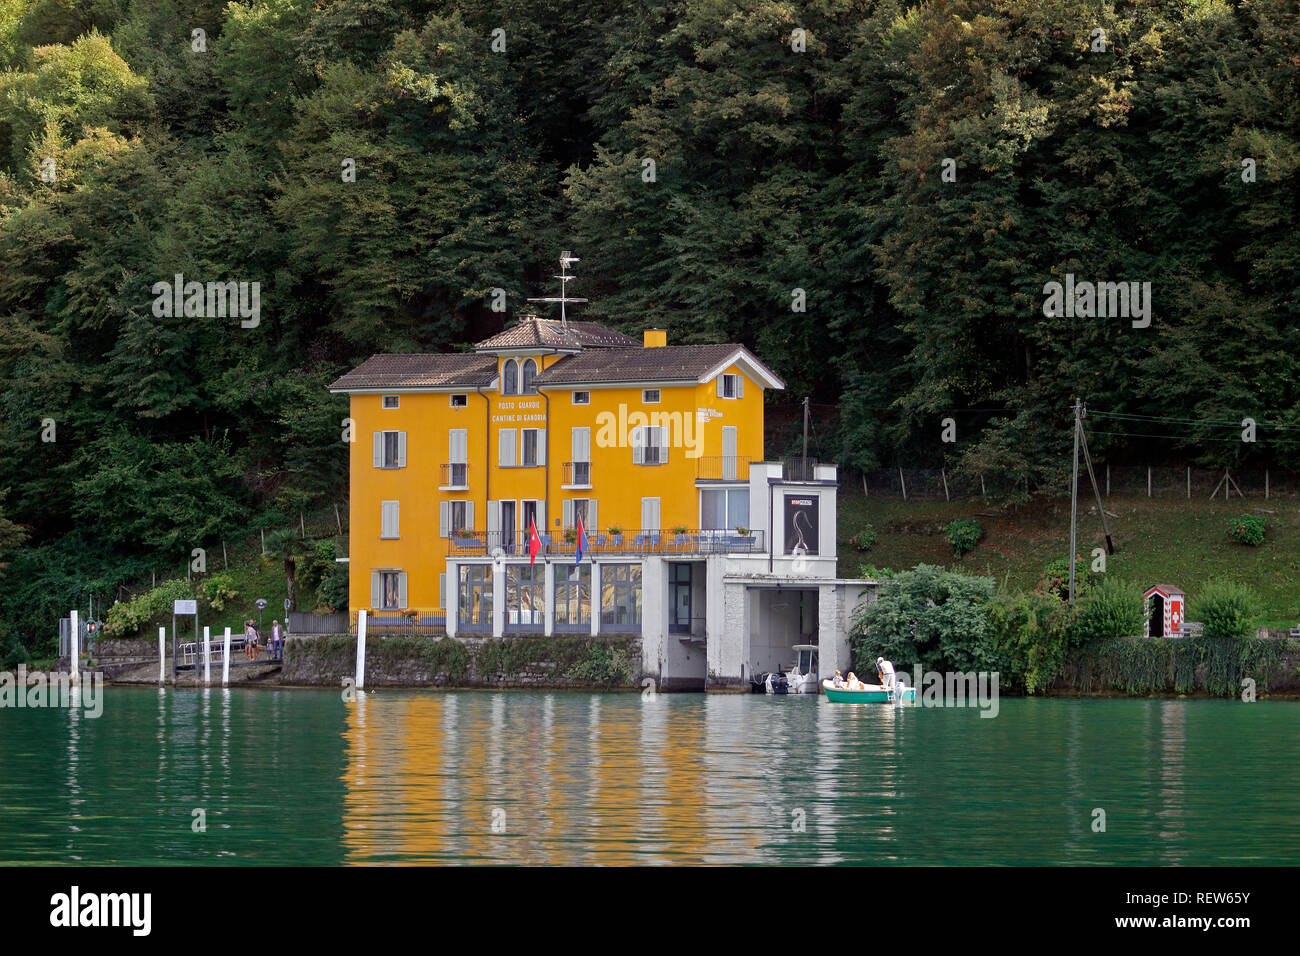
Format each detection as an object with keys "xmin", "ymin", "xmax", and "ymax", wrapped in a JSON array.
[{"xmin": 876, "ymin": 657, "xmax": 895, "ymax": 691}]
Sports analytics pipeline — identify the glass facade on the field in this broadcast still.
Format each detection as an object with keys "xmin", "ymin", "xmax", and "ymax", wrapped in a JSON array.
[
  {"xmin": 600, "ymin": 563, "xmax": 642, "ymax": 632},
  {"xmin": 554, "ymin": 565, "xmax": 591, "ymax": 631}
]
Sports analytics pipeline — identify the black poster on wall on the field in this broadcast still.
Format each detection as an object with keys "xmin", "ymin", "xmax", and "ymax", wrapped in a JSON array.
[{"xmin": 783, "ymin": 495, "xmax": 819, "ymax": 555}]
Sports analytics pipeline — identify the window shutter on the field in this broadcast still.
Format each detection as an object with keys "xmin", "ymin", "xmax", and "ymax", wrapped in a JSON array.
[
  {"xmin": 562, "ymin": 499, "xmax": 573, "ymax": 530},
  {"xmin": 397, "ymin": 572, "xmax": 408, "ymax": 609},
  {"xmin": 632, "ymin": 426, "xmax": 643, "ymax": 464},
  {"xmin": 440, "ymin": 501, "xmax": 450, "ymax": 538},
  {"xmin": 573, "ymin": 427, "xmax": 590, "ymax": 462},
  {"xmin": 499, "ymin": 429, "xmax": 516, "ymax": 467},
  {"xmin": 657, "ymin": 426, "xmax": 668, "ymax": 464},
  {"xmin": 465, "ymin": 501, "xmax": 474, "ymax": 531},
  {"xmin": 439, "ymin": 573, "xmax": 446, "ymax": 611},
  {"xmin": 380, "ymin": 502, "xmax": 390, "ymax": 537},
  {"xmin": 396, "ymin": 431, "xmax": 407, "ymax": 467},
  {"xmin": 450, "ymin": 429, "xmax": 467, "ymax": 464},
  {"xmin": 737, "ymin": 375, "xmax": 744, "ymax": 398},
  {"xmin": 588, "ymin": 499, "xmax": 598, "ymax": 533},
  {"xmin": 373, "ymin": 432, "xmax": 383, "ymax": 467},
  {"xmin": 536, "ymin": 500, "xmax": 546, "ymax": 531},
  {"xmin": 537, "ymin": 429, "xmax": 546, "ymax": 465},
  {"xmin": 370, "ymin": 572, "xmax": 381, "ymax": 609},
  {"xmin": 487, "ymin": 500, "xmax": 499, "ymax": 548},
  {"xmin": 716, "ymin": 377, "xmax": 724, "ymax": 398}
]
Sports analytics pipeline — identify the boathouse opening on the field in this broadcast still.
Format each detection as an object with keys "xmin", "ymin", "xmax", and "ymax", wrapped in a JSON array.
[{"xmin": 746, "ymin": 587, "xmax": 819, "ymax": 678}]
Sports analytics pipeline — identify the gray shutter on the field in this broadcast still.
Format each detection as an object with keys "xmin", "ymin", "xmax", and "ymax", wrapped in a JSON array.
[
  {"xmin": 499, "ymin": 429, "xmax": 516, "ymax": 467},
  {"xmin": 737, "ymin": 375, "xmax": 744, "ymax": 398},
  {"xmin": 440, "ymin": 501, "xmax": 450, "ymax": 537},
  {"xmin": 370, "ymin": 572, "xmax": 382, "ymax": 608},
  {"xmin": 658, "ymin": 426, "xmax": 668, "ymax": 464},
  {"xmin": 465, "ymin": 501, "xmax": 474, "ymax": 531},
  {"xmin": 396, "ymin": 431, "xmax": 407, "ymax": 467},
  {"xmin": 537, "ymin": 428, "xmax": 546, "ymax": 465},
  {"xmin": 562, "ymin": 499, "xmax": 573, "ymax": 529},
  {"xmin": 573, "ymin": 427, "xmax": 590, "ymax": 462},
  {"xmin": 632, "ymin": 426, "xmax": 643, "ymax": 464},
  {"xmin": 439, "ymin": 573, "xmax": 446, "ymax": 611},
  {"xmin": 588, "ymin": 499, "xmax": 598, "ymax": 534},
  {"xmin": 373, "ymin": 432, "xmax": 383, "ymax": 467},
  {"xmin": 716, "ymin": 377, "xmax": 724, "ymax": 398},
  {"xmin": 397, "ymin": 572, "xmax": 408, "ymax": 608},
  {"xmin": 450, "ymin": 429, "xmax": 467, "ymax": 463},
  {"xmin": 536, "ymin": 500, "xmax": 546, "ymax": 532},
  {"xmin": 487, "ymin": 500, "xmax": 499, "ymax": 548}
]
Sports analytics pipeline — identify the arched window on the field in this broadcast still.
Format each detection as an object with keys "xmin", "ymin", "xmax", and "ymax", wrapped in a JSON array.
[
  {"xmin": 502, "ymin": 359, "xmax": 518, "ymax": 395},
  {"xmin": 521, "ymin": 358, "xmax": 538, "ymax": 394}
]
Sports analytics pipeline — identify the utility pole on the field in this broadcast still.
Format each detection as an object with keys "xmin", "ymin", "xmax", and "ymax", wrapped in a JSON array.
[
  {"xmin": 801, "ymin": 397, "xmax": 810, "ymax": 480},
  {"xmin": 1069, "ymin": 398, "xmax": 1081, "ymax": 605},
  {"xmin": 1077, "ymin": 403, "xmax": 1114, "ymax": 555}
]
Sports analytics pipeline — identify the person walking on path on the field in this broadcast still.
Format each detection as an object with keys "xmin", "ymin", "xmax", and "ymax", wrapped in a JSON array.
[
  {"xmin": 271, "ymin": 620, "xmax": 284, "ymax": 661},
  {"xmin": 245, "ymin": 620, "xmax": 260, "ymax": 661}
]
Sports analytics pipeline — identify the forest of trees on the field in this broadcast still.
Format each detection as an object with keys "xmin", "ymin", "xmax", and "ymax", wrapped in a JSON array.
[{"xmin": 0, "ymin": 0, "xmax": 1296, "ymax": 651}]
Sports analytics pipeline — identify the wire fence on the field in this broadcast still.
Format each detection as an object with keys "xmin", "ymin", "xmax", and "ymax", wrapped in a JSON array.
[{"xmin": 841, "ymin": 466, "xmax": 1300, "ymax": 501}]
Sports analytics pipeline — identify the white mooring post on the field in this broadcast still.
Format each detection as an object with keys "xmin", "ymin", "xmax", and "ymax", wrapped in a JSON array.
[
  {"xmin": 355, "ymin": 610, "xmax": 368, "ymax": 691},
  {"xmin": 203, "ymin": 625, "xmax": 211, "ymax": 685},
  {"xmin": 222, "ymin": 628, "xmax": 231, "ymax": 686},
  {"xmin": 70, "ymin": 609, "xmax": 79, "ymax": 683},
  {"xmin": 158, "ymin": 627, "xmax": 166, "ymax": 683}
]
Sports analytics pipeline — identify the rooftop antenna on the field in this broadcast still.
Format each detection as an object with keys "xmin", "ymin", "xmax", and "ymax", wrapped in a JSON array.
[{"xmin": 526, "ymin": 251, "xmax": 587, "ymax": 330}]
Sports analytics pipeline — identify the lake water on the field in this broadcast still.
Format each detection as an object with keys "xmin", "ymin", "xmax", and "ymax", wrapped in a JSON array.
[{"xmin": 2, "ymin": 686, "xmax": 1297, "ymax": 865}]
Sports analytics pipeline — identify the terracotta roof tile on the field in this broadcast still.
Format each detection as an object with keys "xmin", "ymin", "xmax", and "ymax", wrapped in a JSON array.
[
  {"xmin": 329, "ymin": 353, "xmax": 497, "ymax": 390},
  {"xmin": 473, "ymin": 315, "xmax": 638, "ymax": 351}
]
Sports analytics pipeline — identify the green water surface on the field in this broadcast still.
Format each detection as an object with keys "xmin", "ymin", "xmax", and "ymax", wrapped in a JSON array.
[{"xmin": 1, "ymin": 687, "xmax": 1295, "ymax": 865}]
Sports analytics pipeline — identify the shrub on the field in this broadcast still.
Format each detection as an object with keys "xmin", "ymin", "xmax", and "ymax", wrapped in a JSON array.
[
  {"xmin": 566, "ymin": 643, "xmax": 638, "ymax": 685},
  {"xmin": 858, "ymin": 564, "xmax": 896, "ymax": 580},
  {"xmin": 1226, "ymin": 515, "xmax": 1265, "ymax": 546},
  {"xmin": 945, "ymin": 518, "xmax": 981, "ymax": 556},
  {"xmin": 850, "ymin": 564, "xmax": 1000, "ymax": 674},
  {"xmin": 1070, "ymin": 577, "xmax": 1143, "ymax": 642},
  {"xmin": 103, "ymin": 580, "xmax": 195, "ymax": 637},
  {"xmin": 986, "ymin": 590, "xmax": 1077, "ymax": 694},
  {"xmin": 848, "ymin": 524, "xmax": 879, "ymax": 552},
  {"xmin": 316, "ymin": 560, "xmax": 349, "ymax": 613},
  {"xmin": 1194, "ymin": 580, "xmax": 1262, "ymax": 639},
  {"xmin": 200, "ymin": 572, "xmax": 238, "ymax": 611},
  {"xmin": 1036, "ymin": 556, "xmax": 1092, "ymax": 601}
]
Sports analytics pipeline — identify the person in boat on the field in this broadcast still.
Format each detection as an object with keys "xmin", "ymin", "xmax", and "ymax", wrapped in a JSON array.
[
  {"xmin": 846, "ymin": 671, "xmax": 861, "ymax": 690},
  {"xmin": 832, "ymin": 670, "xmax": 844, "ymax": 688},
  {"xmin": 876, "ymin": 657, "xmax": 896, "ymax": 691}
]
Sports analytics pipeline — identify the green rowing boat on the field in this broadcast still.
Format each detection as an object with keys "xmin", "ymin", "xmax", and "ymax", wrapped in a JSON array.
[{"xmin": 821, "ymin": 679, "xmax": 916, "ymax": 703}]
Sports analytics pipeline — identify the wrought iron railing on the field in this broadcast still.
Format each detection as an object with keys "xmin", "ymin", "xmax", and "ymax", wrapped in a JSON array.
[
  {"xmin": 696, "ymin": 456, "xmax": 751, "ymax": 480},
  {"xmin": 563, "ymin": 461, "xmax": 592, "ymax": 486},
  {"xmin": 449, "ymin": 528, "xmax": 764, "ymax": 556},
  {"xmin": 440, "ymin": 463, "xmax": 469, "ymax": 488}
]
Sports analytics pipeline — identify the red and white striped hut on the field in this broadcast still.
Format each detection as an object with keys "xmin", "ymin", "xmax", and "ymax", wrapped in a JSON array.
[{"xmin": 1143, "ymin": 584, "xmax": 1185, "ymax": 638}]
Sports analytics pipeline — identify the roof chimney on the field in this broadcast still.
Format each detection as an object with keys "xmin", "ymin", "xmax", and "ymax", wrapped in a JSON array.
[{"xmin": 643, "ymin": 329, "xmax": 667, "ymax": 348}]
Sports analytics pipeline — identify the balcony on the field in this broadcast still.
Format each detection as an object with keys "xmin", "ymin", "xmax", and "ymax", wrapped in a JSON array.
[
  {"xmin": 440, "ymin": 462, "xmax": 469, "ymax": 490},
  {"xmin": 449, "ymin": 528, "xmax": 765, "ymax": 557},
  {"xmin": 562, "ymin": 461, "xmax": 592, "ymax": 487},
  {"xmin": 696, "ymin": 456, "xmax": 751, "ymax": 481}
]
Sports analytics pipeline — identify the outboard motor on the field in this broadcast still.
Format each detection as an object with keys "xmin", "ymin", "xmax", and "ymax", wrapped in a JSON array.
[{"xmin": 765, "ymin": 672, "xmax": 789, "ymax": 695}]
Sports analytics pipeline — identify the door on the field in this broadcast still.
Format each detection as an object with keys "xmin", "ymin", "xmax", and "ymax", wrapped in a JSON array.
[
  {"xmin": 1148, "ymin": 594, "xmax": 1164, "ymax": 637},
  {"xmin": 670, "ymin": 563, "xmax": 692, "ymax": 634},
  {"xmin": 500, "ymin": 500, "xmax": 517, "ymax": 554},
  {"xmin": 522, "ymin": 500, "xmax": 539, "ymax": 542}
]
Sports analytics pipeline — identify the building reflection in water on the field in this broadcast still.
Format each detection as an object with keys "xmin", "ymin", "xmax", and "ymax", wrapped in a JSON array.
[{"xmin": 1155, "ymin": 700, "xmax": 1185, "ymax": 862}]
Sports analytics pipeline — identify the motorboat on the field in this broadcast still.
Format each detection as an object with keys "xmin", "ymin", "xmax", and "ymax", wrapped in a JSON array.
[{"xmin": 822, "ymin": 677, "xmax": 916, "ymax": 703}]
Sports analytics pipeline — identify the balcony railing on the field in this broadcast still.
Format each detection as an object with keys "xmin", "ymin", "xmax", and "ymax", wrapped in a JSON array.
[
  {"xmin": 449, "ymin": 528, "xmax": 765, "ymax": 556},
  {"xmin": 696, "ymin": 456, "xmax": 751, "ymax": 481},
  {"xmin": 782, "ymin": 458, "xmax": 820, "ymax": 481},
  {"xmin": 441, "ymin": 462, "xmax": 469, "ymax": 489},
  {"xmin": 563, "ymin": 461, "xmax": 592, "ymax": 486}
]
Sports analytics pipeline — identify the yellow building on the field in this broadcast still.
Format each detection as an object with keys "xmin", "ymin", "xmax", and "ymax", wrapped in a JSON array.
[{"xmin": 331, "ymin": 309, "xmax": 865, "ymax": 690}]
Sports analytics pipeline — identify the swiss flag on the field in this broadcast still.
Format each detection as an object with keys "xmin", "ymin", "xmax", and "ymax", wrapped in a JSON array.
[{"xmin": 528, "ymin": 517, "xmax": 541, "ymax": 566}]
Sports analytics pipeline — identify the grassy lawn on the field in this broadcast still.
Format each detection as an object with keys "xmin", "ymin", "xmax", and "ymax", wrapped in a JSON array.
[{"xmin": 837, "ymin": 493, "xmax": 1300, "ymax": 628}]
